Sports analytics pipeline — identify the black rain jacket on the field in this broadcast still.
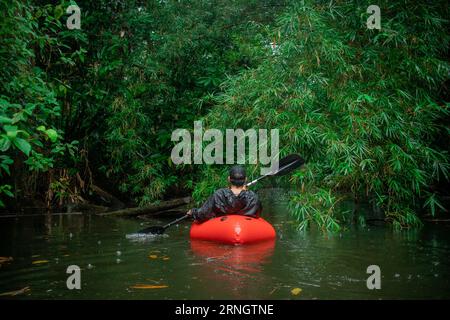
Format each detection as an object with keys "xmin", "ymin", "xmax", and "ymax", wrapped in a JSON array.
[{"xmin": 191, "ymin": 188, "xmax": 262, "ymax": 222}]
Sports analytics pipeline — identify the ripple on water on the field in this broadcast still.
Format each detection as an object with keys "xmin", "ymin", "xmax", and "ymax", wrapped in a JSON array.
[{"xmin": 125, "ymin": 233, "xmax": 169, "ymax": 242}]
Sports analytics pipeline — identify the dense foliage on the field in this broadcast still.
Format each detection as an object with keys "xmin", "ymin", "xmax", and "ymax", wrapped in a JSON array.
[
  {"xmin": 0, "ymin": 1, "xmax": 82, "ymax": 208},
  {"xmin": 0, "ymin": 0, "xmax": 285, "ymax": 208},
  {"xmin": 196, "ymin": 0, "xmax": 450, "ymax": 230},
  {"xmin": 0, "ymin": 0, "xmax": 448, "ymax": 231}
]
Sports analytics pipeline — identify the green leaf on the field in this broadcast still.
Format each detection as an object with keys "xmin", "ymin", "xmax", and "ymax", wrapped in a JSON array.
[
  {"xmin": 2, "ymin": 189, "xmax": 14, "ymax": 197},
  {"xmin": 0, "ymin": 163, "xmax": 11, "ymax": 175},
  {"xmin": 32, "ymin": 139, "xmax": 44, "ymax": 147},
  {"xmin": 13, "ymin": 138, "xmax": 31, "ymax": 156},
  {"xmin": 54, "ymin": 5, "xmax": 64, "ymax": 20},
  {"xmin": 58, "ymin": 84, "xmax": 67, "ymax": 95},
  {"xmin": 45, "ymin": 129, "xmax": 58, "ymax": 142},
  {"xmin": 0, "ymin": 116, "xmax": 13, "ymax": 124},
  {"xmin": 0, "ymin": 155, "xmax": 13, "ymax": 165},
  {"xmin": 4, "ymin": 125, "xmax": 18, "ymax": 139},
  {"xmin": 12, "ymin": 112, "xmax": 27, "ymax": 124},
  {"xmin": 37, "ymin": 125, "xmax": 46, "ymax": 132},
  {"xmin": 0, "ymin": 138, "xmax": 11, "ymax": 152},
  {"xmin": 424, "ymin": 194, "xmax": 446, "ymax": 217},
  {"xmin": 0, "ymin": 184, "xmax": 14, "ymax": 197},
  {"xmin": 24, "ymin": 103, "xmax": 36, "ymax": 115}
]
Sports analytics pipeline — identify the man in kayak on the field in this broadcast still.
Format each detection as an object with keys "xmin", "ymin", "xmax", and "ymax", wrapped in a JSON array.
[{"xmin": 186, "ymin": 165, "xmax": 262, "ymax": 222}]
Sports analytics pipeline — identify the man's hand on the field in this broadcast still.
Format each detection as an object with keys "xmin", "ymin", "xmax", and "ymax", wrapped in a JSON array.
[{"xmin": 187, "ymin": 209, "xmax": 192, "ymax": 216}]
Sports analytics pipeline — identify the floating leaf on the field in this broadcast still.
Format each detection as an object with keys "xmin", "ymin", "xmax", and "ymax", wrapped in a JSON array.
[
  {"xmin": 148, "ymin": 255, "xmax": 158, "ymax": 259},
  {"xmin": 162, "ymin": 257, "xmax": 170, "ymax": 261},
  {"xmin": 32, "ymin": 260, "xmax": 49, "ymax": 265},
  {"xmin": 291, "ymin": 287, "xmax": 302, "ymax": 296},
  {"xmin": 0, "ymin": 256, "xmax": 13, "ymax": 263},
  {"xmin": 0, "ymin": 286, "xmax": 30, "ymax": 297},
  {"xmin": 130, "ymin": 284, "xmax": 168, "ymax": 289}
]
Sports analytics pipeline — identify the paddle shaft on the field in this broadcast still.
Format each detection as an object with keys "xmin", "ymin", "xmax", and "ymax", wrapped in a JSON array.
[
  {"xmin": 246, "ymin": 156, "xmax": 303, "ymax": 187},
  {"xmin": 163, "ymin": 214, "xmax": 190, "ymax": 230}
]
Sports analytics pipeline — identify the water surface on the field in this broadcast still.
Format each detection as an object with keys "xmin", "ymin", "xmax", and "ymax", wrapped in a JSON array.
[{"xmin": 1, "ymin": 191, "xmax": 449, "ymax": 299}]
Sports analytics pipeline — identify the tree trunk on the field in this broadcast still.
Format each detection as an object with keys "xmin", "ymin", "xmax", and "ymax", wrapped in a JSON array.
[{"xmin": 89, "ymin": 184, "xmax": 125, "ymax": 210}]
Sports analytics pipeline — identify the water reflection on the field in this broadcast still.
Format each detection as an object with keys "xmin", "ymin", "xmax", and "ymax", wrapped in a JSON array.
[{"xmin": 190, "ymin": 240, "xmax": 275, "ymax": 298}]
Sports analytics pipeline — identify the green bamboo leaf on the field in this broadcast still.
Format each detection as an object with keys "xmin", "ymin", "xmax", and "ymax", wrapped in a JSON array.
[{"xmin": 54, "ymin": 5, "xmax": 64, "ymax": 20}]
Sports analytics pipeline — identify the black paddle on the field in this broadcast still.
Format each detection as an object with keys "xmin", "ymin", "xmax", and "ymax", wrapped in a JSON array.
[
  {"xmin": 138, "ymin": 214, "xmax": 190, "ymax": 235},
  {"xmin": 245, "ymin": 154, "xmax": 304, "ymax": 187},
  {"xmin": 138, "ymin": 154, "xmax": 305, "ymax": 235}
]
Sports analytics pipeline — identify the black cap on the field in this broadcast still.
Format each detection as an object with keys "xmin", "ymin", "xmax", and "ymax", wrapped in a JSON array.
[{"xmin": 229, "ymin": 165, "xmax": 246, "ymax": 186}]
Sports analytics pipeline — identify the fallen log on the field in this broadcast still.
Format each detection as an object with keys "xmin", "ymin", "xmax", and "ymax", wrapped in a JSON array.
[
  {"xmin": 66, "ymin": 202, "xmax": 109, "ymax": 213},
  {"xmin": 136, "ymin": 204, "xmax": 191, "ymax": 220},
  {"xmin": 98, "ymin": 196, "xmax": 192, "ymax": 217},
  {"xmin": 89, "ymin": 184, "xmax": 125, "ymax": 210}
]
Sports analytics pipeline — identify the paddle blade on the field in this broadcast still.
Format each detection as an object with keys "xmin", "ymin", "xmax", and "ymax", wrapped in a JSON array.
[
  {"xmin": 138, "ymin": 226, "xmax": 166, "ymax": 235},
  {"xmin": 274, "ymin": 154, "xmax": 305, "ymax": 176}
]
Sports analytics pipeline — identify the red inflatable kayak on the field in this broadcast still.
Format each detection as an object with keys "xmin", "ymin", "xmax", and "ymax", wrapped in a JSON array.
[{"xmin": 190, "ymin": 215, "xmax": 276, "ymax": 245}]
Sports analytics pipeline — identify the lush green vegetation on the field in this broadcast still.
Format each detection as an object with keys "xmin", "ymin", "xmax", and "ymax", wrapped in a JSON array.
[
  {"xmin": 1, "ymin": 0, "xmax": 448, "ymax": 231},
  {"xmin": 197, "ymin": 0, "xmax": 450, "ymax": 230}
]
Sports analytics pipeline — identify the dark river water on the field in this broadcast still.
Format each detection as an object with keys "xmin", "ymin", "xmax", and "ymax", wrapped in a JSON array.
[{"xmin": 1, "ymin": 190, "xmax": 450, "ymax": 299}]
